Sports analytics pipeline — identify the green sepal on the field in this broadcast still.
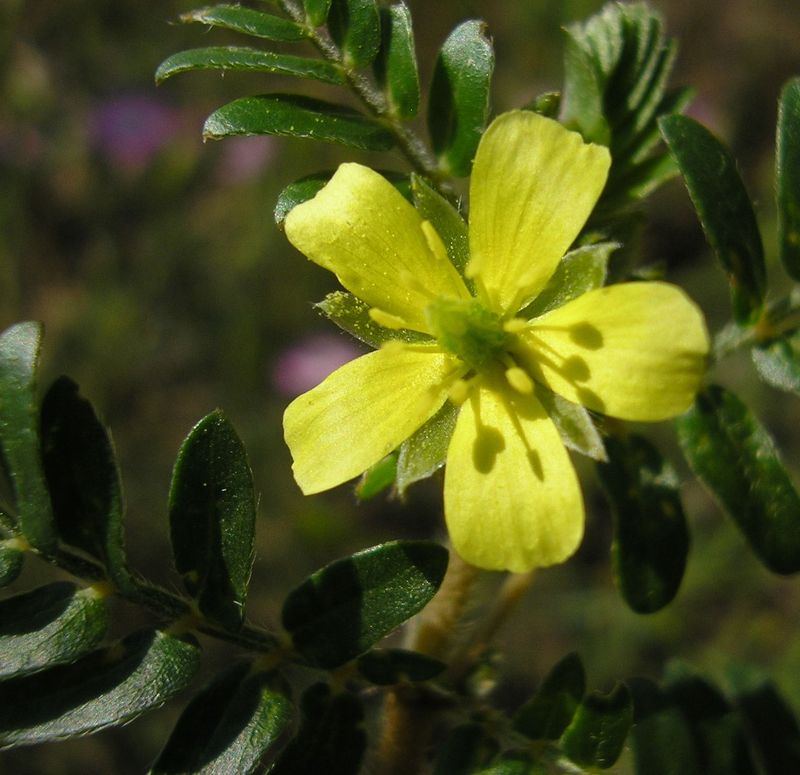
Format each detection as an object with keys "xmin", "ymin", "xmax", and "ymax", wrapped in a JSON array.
[
  {"xmin": 329, "ymin": 0, "xmax": 381, "ymax": 68},
  {"xmin": 304, "ymin": 0, "xmax": 332, "ymax": 27},
  {"xmin": 410, "ymin": 173, "xmax": 469, "ymax": 277},
  {"xmin": 355, "ymin": 453, "xmax": 396, "ymax": 500},
  {"xmin": 281, "ymin": 540, "xmax": 448, "ymax": 668},
  {"xmin": 40, "ymin": 377, "xmax": 131, "ymax": 590},
  {"xmin": 660, "ymin": 114, "xmax": 766, "ymax": 325},
  {"xmin": 560, "ymin": 682, "xmax": 633, "ymax": 769},
  {"xmin": 155, "ymin": 47, "xmax": 345, "ymax": 85},
  {"xmin": 521, "ymin": 242, "xmax": 615, "ymax": 319},
  {"xmin": 373, "ymin": 2, "xmax": 419, "ymax": 119},
  {"xmin": 356, "ymin": 648, "xmax": 445, "ymax": 685},
  {"xmin": 0, "ymin": 541, "xmax": 24, "ymax": 587},
  {"xmin": 752, "ymin": 328, "xmax": 800, "ymax": 395},
  {"xmin": 203, "ymin": 94, "xmax": 395, "ymax": 151},
  {"xmin": 0, "ymin": 582, "xmax": 109, "ymax": 679},
  {"xmin": 315, "ymin": 290, "xmax": 431, "ymax": 348},
  {"xmin": 514, "ymin": 652, "xmax": 585, "ymax": 741},
  {"xmin": 179, "ymin": 5, "xmax": 306, "ymax": 42},
  {"xmin": 597, "ymin": 434, "xmax": 689, "ymax": 613},
  {"xmin": 676, "ymin": 385, "xmax": 800, "ymax": 574},
  {"xmin": 0, "ymin": 629, "xmax": 201, "ymax": 748},
  {"xmin": 169, "ymin": 410, "xmax": 256, "ymax": 631},
  {"xmin": 0, "ymin": 322, "xmax": 55, "ymax": 553},
  {"xmin": 396, "ymin": 401, "xmax": 458, "ymax": 497},
  {"xmin": 534, "ymin": 387, "xmax": 606, "ymax": 462},
  {"xmin": 777, "ymin": 77, "xmax": 800, "ymax": 281},
  {"xmin": 152, "ymin": 662, "xmax": 293, "ymax": 775},
  {"xmin": 427, "ymin": 20, "xmax": 494, "ymax": 178},
  {"xmin": 269, "ymin": 683, "xmax": 365, "ymax": 775},
  {"xmin": 433, "ymin": 722, "xmax": 499, "ymax": 775}
]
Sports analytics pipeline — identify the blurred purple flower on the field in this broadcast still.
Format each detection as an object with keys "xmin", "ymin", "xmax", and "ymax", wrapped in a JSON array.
[
  {"xmin": 216, "ymin": 135, "xmax": 277, "ymax": 185},
  {"xmin": 272, "ymin": 333, "xmax": 362, "ymax": 397},
  {"xmin": 89, "ymin": 94, "xmax": 181, "ymax": 171}
]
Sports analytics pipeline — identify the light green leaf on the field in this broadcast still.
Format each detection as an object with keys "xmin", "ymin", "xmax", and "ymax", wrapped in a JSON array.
[
  {"xmin": 179, "ymin": 5, "xmax": 306, "ymax": 42},
  {"xmin": 156, "ymin": 47, "xmax": 345, "ymax": 85},
  {"xmin": 204, "ymin": 94, "xmax": 395, "ymax": 151},
  {"xmin": 677, "ymin": 385, "xmax": 800, "ymax": 574},
  {"xmin": 169, "ymin": 411, "xmax": 256, "ymax": 631},
  {"xmin": 777, "ymin": 77, "xmax": 800, "ymax": 281},
  {"xmin": 373, "ymin": 2, "xmax": 419, "ymax": 119},
  {"xmin": 752, "ymin": 329, "xmax": 800, "ymax": 395},
  {"xmin": 282, "ymin": 540, "xmax": 448, "ymax": 668},
  {"xmin": 329, "ymin": 0, "xmax": 381, "ymax": 68}
]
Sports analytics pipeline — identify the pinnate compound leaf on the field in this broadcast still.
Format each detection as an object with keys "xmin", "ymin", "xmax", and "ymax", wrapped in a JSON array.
[
  {"xmin": 329, "ymin": 0, "xmax": 381, "ymax": 68},
  {"xmin": 660, "ymin": 114, "xmax": 765, "ymax": 324},
  {"xmin": 752, "ymin": 329, "xmax": 800, "ymax": 395},
  {"xmin": 597, "ymin": 434, "xmax": 689, "ymax": 613},
  {"xmin": 0, "ymin": 541, "xmax": 24, "ymax": 587},
  {"xmin": 156, "ymin": 47, "xmax": 345, "ymax": 85},
  {"xmin": 304, "ymin": 0, "xmax": 332, "ymax": 27},
  {"xmin": 152, "ymin": 663, "xmax": 293, "ymax": 775},
  {"xmin": 0, "ymin": 629, "xmax": 201, "ymax": 748},
  {"xmin": 269, "ymin": 683, "xmax": 365, "ymax": 775},
  {"xmin": 560, "ymin": 682, "xmax": 633, "ymax": 769},
  {"xmin": 179, "ymin": 5, "xmax": 306, "ymax": 42},
  {"xmin": 41, "ymin": 377, "xmax": 131, "ymax": 589},
  {"xmin": 203, "ymin": 94, "xmax": 395, "ymax": 151},
  {"xmin": 374, "ymin": 2, "xmax": 419, "ymax": 119},
  {"xmin": 428, "ymin": 20, "xmax": 494, "ymax": 178},
  {"xmin": 169, "ymin": 411, "xmax": 256, "ymax": 631},
  {"xmin": 356, "ymin": 648, "xmax": 445, "ymax": 685},
  {"xmin": 282, "ymin": 540, "xmax": 448, "ymax": 668},
  {"xmin": 0, "ymin": 322, "xmax": 55, "ymax": 553},
  {"xmin": 0, "ymin": 582, "xmax": 109, "ymax": 679},
  {"xmin": 676, "ymin": 385, "xmax": 800, "ymax": 574},
  {"xmin": 777, "ymin": 77, "xmax": 800, "ymax": 281},
  {"xmin": 514, "ymin": 652, "xmax": 586, "ymax": 741}
]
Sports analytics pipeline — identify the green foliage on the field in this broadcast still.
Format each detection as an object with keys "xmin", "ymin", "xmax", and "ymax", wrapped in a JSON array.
[
  {"xmin": 304, "ymin": 0, "xmax": 332, "ymax": 27},
  {"xmin": 355, "ymin": 648, "xmax": 445, "ymax": 685},
  {"xmin": 355, "ymin": 453, "xmax": 397, "ymax": 500},
  {"xmin": 752, "ymin": 328, "xmax": 800, "ymax": 395},
  {"xmin": 374, "ymin": 2, "xmax": 420, "ymax": 119},
  {"xmin": 777, "ymin": 78, "xmax": 800, "ymax": 281},
  {"xmin": 179, "ymin": 5, "xmax": 307, "ymax": 42},
  {"xmin": 329, "ymin": 0, "xmax": 381, "ymax": 69}
]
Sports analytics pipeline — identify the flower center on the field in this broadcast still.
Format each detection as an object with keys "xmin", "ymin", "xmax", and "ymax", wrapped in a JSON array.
[{"xmin": 426, "ymin": 298, "xmax": 510, "ymax": 371}]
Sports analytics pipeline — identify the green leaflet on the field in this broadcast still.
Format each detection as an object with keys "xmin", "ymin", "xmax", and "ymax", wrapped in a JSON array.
[
  {"xmin": 329, "ymin": 0, "xmax": 381, "ymax": 68},
  {"xmin": 155, "ymin": 47, "xmax": 345, "ymax": 85},
  {"xmin": 374, "ymin": 2, "xmax": 420, "ymax": 119},
  {"xmin": 169, "ymin": 411, "xmax": 256, "ymax": 631},
  {"xmin": 303, "ymin": 0, "xmax": 332, "ymax": 27},
  {"xmin": 677, "ymin": 385, "xmax": 800, "ymax": 574},
  {"xmin": 427, "ymin": 20, "xmax": 494, "ymax": 178},
  {"xmin": 752, "ymin": 329, "xmax": 800, "ymax": 395},
  {"xmin": 179, "ymin": 5, "xmax": 306, "ymax": 42},
  {"xmin": 282, "ymin": 540, "xmax": 448, "ymax": 668},
  {"xmin": 203, "ymin": 94, "xmax": 395, "ymax": 151},
  {"xmin": 660, "ymin": 114, "xmax": 766, "ymax": 325},
  {"xmin": 777, "ymin": 78, "xmax": 800, "ymax": 281}
]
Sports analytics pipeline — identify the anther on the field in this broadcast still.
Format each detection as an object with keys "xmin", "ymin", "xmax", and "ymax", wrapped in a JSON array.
[
  {"xmin": 505, "ymin": 367, "xmax": 534, "ymax": 395},
  {"xmin": 369, "ymin": 307, "xmax": 408, "ymax": 330}
]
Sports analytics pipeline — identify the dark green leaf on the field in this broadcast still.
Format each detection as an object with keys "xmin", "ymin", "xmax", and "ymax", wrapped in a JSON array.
[
  {"xmin": 356, "ymin": 648, "xmax": 445, "ymax": 685},
  {"xmin": 355, "ymin": 453, "xmax": 396, "ymax": 500},
  {"xmin": 315, "ymin": 290, "xmax": 430, "ymax": 348},
  {"xmin": 329, "ymin": 0, "xmax": 381, "ymax": 68},
  {"xmin": 0, "ymin": 322, "xmax": 55, "ymax": 553},
  {"xmin": 0, "ymin": 540, "xmax": 24, "ymax": 587},
  {"xmin": 269, "ymin": 683, "xmax": 365, "ymax": 775},
  {"xmin": 179, "ymin": 5, "xmax": 306, "ymax": 42},
  {"xmin": 752, "ymin": 328, "xmax": 800, "ymax": 395},
  {"xmin": 155, "ymin": 47, "xmax": 345, "ymax": 85},
  {"xmin": 522, "ymin": 242, "xmax": 615, "ymax": 319},
  {"xmin": 597, "ymin": 434, "xmax": 689, "ymax": 613},
  {"xmin": 626, "ymin": 677, "xmax": 701, "ymax": 775},
  {"xmin": 474, "ymin": 751, "xmax": 544, "ymax": 775},
  {"xmin": 534, "ymin": 387, "xmax": 606, "ymax": 462},
  {"xmin": 274, "ymin": 173, "xmax": 330, "ymax": 229},
  {"xmin": 153, "ymin": 663, "xmax": 293, "ymax": 775},
  {"xmin": 676, "ymin": 385, "xmax": 800, "ymax": 574},
  {"xmin": 0, "ymin": 582, "xmax": 109, "ymax": 678},
  {"xmin": 204, "ymin": 94, "xmax": 395, "ymax": 151},
  {"xmin": 427, "ymin": 20, "xmax": 494, "ymax": 177},
  {"xmin": 304, "ymin": 0, "xmax": 332, "ymax": 27},
  {"xmin": 40, "ymin": 377, "xmax": 131, "ymax": 589},
  {"xmin": 433, "ymin": 723, "xmax": 498, "ymax": 775},
  {"xmin": 282, "ymin": 540, "xmax": 448, "ymax": 668},
  {"xmin": 560, "ymin": 683, "xmax": 632, "ymax": 769},
  {"xmin": 374, "ymin": 3, "xmax": 419, "ymax": 119},
  {"xmin": 0, "ymin": 629, "xmax": 201, "ymax": 748},
  {"xmin": 514, "ymin": 652, "xmax": 586, "ymax": 740},
  {"xmin": 410, "ymin": 173, "xmax": 469, "ymax": 276},
  {"xmin": 736, "ymin": 681, "xmax": 800, "ymax": 774},
  {"xmin": 396, "ymin": 401, "xmax": 458, "ymax": 497},
  {"xmin": 169, "ymin": 410, "xmax": 256, "ymax": 631},
  {"xmin": 777, "ymin": 78, "xmax": 800, "ymax": 281},
  {"xmin": 660, "ymin": 115, "xmax": 765, "ymax": 324}
]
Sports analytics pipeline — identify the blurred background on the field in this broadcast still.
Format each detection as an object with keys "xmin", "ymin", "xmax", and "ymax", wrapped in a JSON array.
[{"xmin": 2, "ymin": 0, "xmax": 800, "ymax": 771}]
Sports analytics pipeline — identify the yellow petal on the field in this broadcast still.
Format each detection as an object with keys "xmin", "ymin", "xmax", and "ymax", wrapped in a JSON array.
[
  {"xmin": 519, "ymin": 282, "xmax": 709, "ymax": 421},
  {"xmin": 468, "ymin": 111, "xmax": 610, "ymax": 315},
  {"xmin": 444, "ymin": 383, "xmax": 584, "ymax": 571},
  {"xmin": 285, "ymin": 164, "xmax": 469, "ymax": 333},
  {"xmin": 284, "ymin": 345, "xmax": 459, "ymax": 494}
]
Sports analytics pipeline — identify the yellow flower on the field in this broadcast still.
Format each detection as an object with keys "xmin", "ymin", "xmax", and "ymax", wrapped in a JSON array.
[{"xmin": 282, "ymin": 111, "xmax": 709, "ymax": 572}]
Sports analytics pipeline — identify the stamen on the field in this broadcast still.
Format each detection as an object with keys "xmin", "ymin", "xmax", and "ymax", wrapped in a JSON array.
[
  {"xmin": 505, "ymin": 367, "xmax": 534, "ymax": 395},
  {"xmin": 369, "ymin": 307, "xmax": 408, "ymax": 330},
  {"xmin": 503, "ymin": 317, "xmax": 529, "ymax": 334},
  {"xmin": 398, "ymin": 268, "xmax": 428, "ymax": 296},
  {"xmin": 448, "ymin": 378, "xmax": 471, "ymax": 405}
]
